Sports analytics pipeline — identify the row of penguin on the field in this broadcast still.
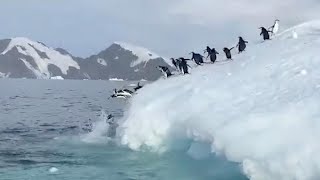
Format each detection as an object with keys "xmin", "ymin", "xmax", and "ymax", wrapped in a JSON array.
[{"xmin": 111, "ymin": 20, "xmax": 280, "ymax": 99}]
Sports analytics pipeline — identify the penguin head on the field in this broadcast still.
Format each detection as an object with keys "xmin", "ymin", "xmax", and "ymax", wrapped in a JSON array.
[
  {"xmin": 259, "ymin": 27, "xmax": 267, "ymax": 31},
  {"xmin": 275, "ymin": 19, "xmax": 280, "ymax": 22}
]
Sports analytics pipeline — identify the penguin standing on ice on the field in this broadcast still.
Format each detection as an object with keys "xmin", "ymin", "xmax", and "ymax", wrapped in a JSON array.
[
  {"xmin": 179, "ymin": 57, "xmax": 191, "ymax": 74},
  {"xmin": 236, "ymin": 37, "xmax": 248, "ymax": 53},
  {"xmin": 259, "ymin": 27, "xmax": 272, "ymax": 40},
  {"xmin": 171, "ymin": 58, "xmax": 178, "ymax": 70},
  {"xmin": 175, "ymin": 58, "xmax": 183, "ymax": 73},
  {"xmin": 204, "ymin": 46, "xmax": 219, "ymax": 64},
  {"xmin": 269, "ymin": 19, "xmax": 280, "ymax": 36},
  {"xmin": 190, "ymin": 52, "xmax": 204, "ymax": 65},
  {"xmin": 223, "ymin": 47, "xmax": 234, "ymax": 60},
  {"xmin": 157, "ymin": 66, "xmax": 172, "ymax": 78}
]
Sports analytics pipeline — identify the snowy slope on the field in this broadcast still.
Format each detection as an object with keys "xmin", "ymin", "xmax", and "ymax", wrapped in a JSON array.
[
  {"xmin": 114, "ymin": 42, "xmax": 170, "ymax": 67},
  {"xmin": 114, "ymin": 21, "xmax": 320, "ymax": 180},
  {"xmin": 1, "ymin": 37, "xmax": 80, "ymax": 78}
]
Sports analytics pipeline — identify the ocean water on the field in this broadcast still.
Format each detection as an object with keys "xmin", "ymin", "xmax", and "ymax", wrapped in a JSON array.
[{"xmin": 0, "ymin": 79, "xmax": 247, "ymax": 180}]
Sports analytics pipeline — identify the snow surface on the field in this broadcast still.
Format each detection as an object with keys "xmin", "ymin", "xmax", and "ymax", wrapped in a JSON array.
[
  {"xmin": 113, "ymin": 21, "xmax": 320, "ymax": 180},
  {"xmin": 20, "ymin": 58, "xmax": 44, "ymax": 79},
  {"xmin": 97, "ymin": 58, "xmax": 107, "ymax": 66},
  {"xmin": 114, "ymin": 42, "xmax": 170, "ymax": 67},
  {"xmin": 1, "ymin": 37, "xmax": 80, "ymax": 78}
]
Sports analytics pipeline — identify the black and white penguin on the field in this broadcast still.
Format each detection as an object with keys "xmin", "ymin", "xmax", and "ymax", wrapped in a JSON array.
[
  {"xmin": 171, "ymin": 58, "xmax": 178, "ymax": 70},
  {"xmin": 106, "ymin": 114, "xmax": 118, "ymax": 138},
  {"xmin": 204, "ymin": 46, "xmax": 219, "ymax": 64},
  {"xmin": 259, "ymin": 27, "xmax": 272, "ymax": 40},
  {"xmin": 110, "ymin": 88, "xmax": 133, "ymax": 99},
  {"xmin": 269, "ymin": 19, "xmax": 280, "ymax": 35},
  {"xmin": 133, "ymin": 82, "xmax": 143, "ymax": 92},
  {"xmin": 179, "ymin": 57, "xmax": 191, "ymax": 74},
  {"xmin": 175, "ymin": 58, "xmax": 182, "ymax": 73},
  {"xmin": 223, "ymin": 47, "xmax": 234, "ymax": 60},
  {"xmin": 106, "ymin": 114, "xmax": 115, "ymax": 125},
  {"xmin": 191, "ymin": 52, "xmax": 204, "ymax": 65},
  {"xmin": 157, "ymin": 66, "xmax": 172, "ymax": 78},
  {"xmin": 237, "ymin": 37, "xmax": 248, "ymax": 53}
]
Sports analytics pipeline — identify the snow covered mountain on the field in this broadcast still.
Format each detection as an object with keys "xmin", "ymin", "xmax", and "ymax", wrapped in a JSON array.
[
  {"xmin": 0, "ymin": 37, "xmax": 82, "ymax": 79},
  {"xmin": 0, "ymin": 38, "xmax": 171, "ymax": 81},
  {"xmin": 109, "ymin": 21, "xmax": 320, "ymax": 180},
  {"xmin": 79, "ymin": 42, "xmax": 170, "ymax": 81}
]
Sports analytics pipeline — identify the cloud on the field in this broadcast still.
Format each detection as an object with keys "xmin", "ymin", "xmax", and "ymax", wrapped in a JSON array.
[
  {"xmin": 1, "ymin": 0, "xmax": 320, "ymax": 57},
  {"xmin": 169, "ymin": 0, "xmax": 320, "ymax": 26}
]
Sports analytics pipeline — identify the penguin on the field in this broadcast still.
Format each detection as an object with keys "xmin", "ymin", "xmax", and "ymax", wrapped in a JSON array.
[
  {"xmin": 175, "ymin": 58, "xmax": 182, "ymax": 73},
  {"xmin": 223, "ymin": 47, "xmax": 234, "ymax": 60},
  {"xmin": 179, "ymin": 57, "xmax": 191, "ymax": 74},
  {"xmin": 133, "ymin": 82, "xmax": 143, "ymax": 92},
  {"xmin": 190, "ymin": 52, "xmax": 204, "ymax": 65},
  {"xmin": 204, "ymin": 46, "xmax": 219, "ymax": 64},
  {"xmin": 110, "ymin": 88, "xmax": 133, "ymax": 99},
  {"xmin": 236, "ymin": 37, "xmax": 248, "ymax": 53},
  {"xmin": 171, "ymin": 58, "xmax": 178, "ymax": 70},
  {"xmin": 157, "ymin": 66, "xmax": 172, "ymax": 78},
  {"xmin": 269, "ymin": 19, "xmax": 280, "ymax": 35},
  {"xmin": 106, "ymin": 114, "xmax": 115, "ymax": 125},
  {"xmin": 259, "ymin": 27, "xmax": 272, "ymax": 40},
  {"xmin": 105, "ymin": 114, "xmax": 118, "ymax": 138}
]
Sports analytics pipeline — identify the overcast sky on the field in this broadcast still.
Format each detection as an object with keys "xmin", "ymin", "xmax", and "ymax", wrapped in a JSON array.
[{"xmin": 1, "ymin": 0, "xmax": 320, "ymax": 58}]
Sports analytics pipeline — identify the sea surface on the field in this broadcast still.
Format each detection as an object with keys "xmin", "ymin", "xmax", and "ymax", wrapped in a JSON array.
[{"xmin": 0, "ymin": 79, "xmax": 247, "ymax": 180}]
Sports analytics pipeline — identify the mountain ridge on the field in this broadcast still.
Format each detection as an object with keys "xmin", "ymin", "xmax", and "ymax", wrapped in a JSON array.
[{"xmin": 0, "ymin": 37, "xmax": 171, "ymax": 81}]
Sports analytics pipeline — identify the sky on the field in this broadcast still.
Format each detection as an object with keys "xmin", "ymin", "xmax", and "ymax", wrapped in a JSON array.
[{"xmin": 1, "ymin": 0, "xmax": 320, "ymax": 58}]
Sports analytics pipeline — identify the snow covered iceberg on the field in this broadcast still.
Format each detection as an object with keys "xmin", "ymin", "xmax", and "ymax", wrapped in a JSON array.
[{"xmin": 118, "ymin": 21, "xmax": 320, "ymax": 180}]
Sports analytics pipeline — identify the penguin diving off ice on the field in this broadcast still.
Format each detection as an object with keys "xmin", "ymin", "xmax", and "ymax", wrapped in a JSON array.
[
  {"xmin": 110, "ymin": 88, "xmax": 133, "ymax": 99},
  {"xmin": 204, "ymin": 46, "xmax": 219, "ymax": 64},
  {"xmin": 236, "ymin": 37, "xmax": 248, "ymax": 53},
  {"xmin": 157, "ymin": 66, "xmax": 172, "ymax": 78},
  {"xmin": 106, "ymin": 114, "xmax": 115, "ymax": 125},
  {"xmin": 190, "ymin": 52, "xmax": 204, "ymax": 65},
  {"xmin": 269, "ymin": 19, "xmax": 280, "ymax": 36},
  {"xmin": 106, "ymin": 114, "xmax": 118, "ymax": 138},
  {"xmin": 259, "ymin": 27, "xmax": 272, "ymax": 40},
  {"xmin": 223, "ymin": 47, "xmax": 234, "ymax": 60},
  {"xmin": 133, "ymin": 82, "xmax": 143, "ymax": 92}
]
